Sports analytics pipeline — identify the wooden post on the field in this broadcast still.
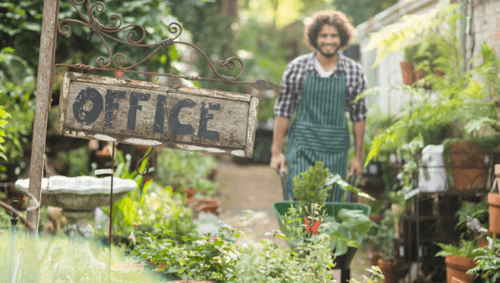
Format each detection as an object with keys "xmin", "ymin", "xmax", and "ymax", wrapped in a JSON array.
[{"xmin": 26, "ymin": 0, "xmax": 59, "ymax": 233}]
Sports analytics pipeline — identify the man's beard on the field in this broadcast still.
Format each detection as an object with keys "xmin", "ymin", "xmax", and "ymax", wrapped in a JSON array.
[{"xmin": 318, "ymin": 44, "xmax": 340, "ymax": 58}]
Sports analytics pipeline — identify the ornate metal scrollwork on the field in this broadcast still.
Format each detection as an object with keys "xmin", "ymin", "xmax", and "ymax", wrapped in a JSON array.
[{"xmin": 56, "ymin": 0, "xmax": 282, "ymax": 90}]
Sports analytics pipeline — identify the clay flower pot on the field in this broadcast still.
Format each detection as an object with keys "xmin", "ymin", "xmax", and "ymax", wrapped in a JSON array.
[
  {"xmin": 367, "ymin": 249, "xmax": 382, "ymax": 267},
  {"xmin": 489, "ymin": 164, "xmax": 500, "ymax": 235},
  {"xmin": 183, "ymin": 187, "xmax": 195, "ymax": 198},
  {"xmin": 400, "ymin": 61, "xmax": 415, "ymax": 85},
  {"xmin": 488, "ymin": 193, "xmax": 500, "ymax": 236},
  {"xmin": 377, "ymin": 258, "xmax": 400, "ymax": 283},
  {"xmin": 194, "ymin": 198, "xmax": 221, "ymax": 214},
  {"xmin": 445, "ymin": 255, "xmax": 476, "ymax": 283},
  {"xmin": 414, "ymin": 68, "xmax": 425, "ymax": 81}
]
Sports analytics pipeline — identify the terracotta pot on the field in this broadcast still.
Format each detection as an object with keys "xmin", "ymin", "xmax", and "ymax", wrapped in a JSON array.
[
  {"xmin": 434, "ymin": 69, "xmax": 445, "ymax": 77},
  {"xmin": 194, "ymin": 198, "xmax": 221, "ymax": 214},
  {"xmin": 451, "ymin": 277, "xmax": 467, "ymax": 283},
  {"xmin": 447, "ymin": 141, "xmax": 489, "ymax": 191},
  {"xmin": 367, "ymin": 249, "xmax": 382, "ymax": 267},
  {"xmin": 488, "ymin": 193, "xmax": 500, "ymax": 236},
  {"xmin": 369, "ymin": 214, "xmax": 384, "ymax": 225},
  {"xmin": 377, "ymin": 258, "xmax": 401, "ymax": 283},
  {"xmin": 183, "ymin": 187, "xmax": 195, "ymax": 198},
  {"xmin": 445, "ymin": 255, "xmax": 476, "ymax": 283},
  {"xmin": 415, "ymin": 68, "xmax": 425, "ymax": 81},
  {"xmin": 400, "ymin": 61, "xmax": 415, "ymax": 85}
]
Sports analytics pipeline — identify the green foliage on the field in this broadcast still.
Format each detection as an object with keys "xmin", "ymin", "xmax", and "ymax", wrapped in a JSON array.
[
  {"xmin": 0, "ymin": 47, "xmax": 35, "ymax": 162},
  {"xmin": 0, "ymin": 232, "xmax": 164, "ymax": 282},
  {"xmin": 155, "ymin": 148, "xmax": 218, "ymax": 195},
  {"xmin": 348, "ymin": 266, "xmax": 384, "ymax": 283},
  {"xmin": 133, "ymin": 226, "xmax": 240, "ymax": 282},
  {"xmin": 364, "ymin": 3, "xmax": 461, "ymax": 68},
  {"xmin": 363, "ymin": 13, "xmax": 500, "ymax": 165},
  {"xmin": 335, "ymin": 0, "xmax": 399, "ymax": 26},
  {"xmin": 281, "ymin": 203, "xmax": 373, "ymax": 257},
  {"xmin": 233, "ymin": 238, "xmax": 334, "ymax": 282},
  {"xmin": 133, "ymin": 221, "xmax": 335, "ymax": 282},
  {"xmin": 96, "ymin": 149, "xmax": 195, "ymax": 241},
  {"xmin": 0, "ymin": 106, "xmax": 10, "ymax": 160},
  {"xmin": 293, "ymin": 161, "xmax": 331, "ymax": 210},
  {"xmin": 435, "ymin": 239, "xmax": 482, "ymax": 259},
  {"xmin": 363, "ymin": 210, "xmax": 396, "ymax": 260},
  {"xmin": 321, "ymin": 209, "xmax": 374, "ymax": 256},
  {"xmin": 455, "ymin": 202, "xmax": 490, "ymax": 239},
  {"xmin": 468, "ymin": 237, "xmax": 500, "ymax": 283}
]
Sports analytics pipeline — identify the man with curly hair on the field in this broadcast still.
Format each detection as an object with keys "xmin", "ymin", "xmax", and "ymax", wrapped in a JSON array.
[{"xmin": 270, "ymin": 10, "xmax": 367, "ymax": 201}]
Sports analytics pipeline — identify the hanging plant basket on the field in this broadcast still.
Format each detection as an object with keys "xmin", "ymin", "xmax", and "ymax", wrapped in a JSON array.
[{"xmin": 445, "ymin": 141, "xmax": 490, "ymax": 192}]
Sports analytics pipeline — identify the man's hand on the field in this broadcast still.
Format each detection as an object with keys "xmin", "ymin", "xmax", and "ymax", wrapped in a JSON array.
[
  {"xmin": 270, "ymin": 153, "xmax": 287, "ymax": 175},
  {"xmin": 349, "ymin": 156, "xmax": 362, "ymax": 177}
]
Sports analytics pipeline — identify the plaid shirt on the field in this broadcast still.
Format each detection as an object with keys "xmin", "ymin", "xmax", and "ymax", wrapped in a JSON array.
[{"xmin": 274, "ymin": 52, "xmax": 367, "ymax": 122}]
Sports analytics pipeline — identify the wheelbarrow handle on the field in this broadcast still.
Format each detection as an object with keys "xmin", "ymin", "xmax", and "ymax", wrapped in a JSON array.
[
  {"xmin": 279, "ymin": 168, "xmax": 289, "ymax": 201},
  {"xmin": 346, "ymin": 173, "xmax": 356, "ymax": 202}
]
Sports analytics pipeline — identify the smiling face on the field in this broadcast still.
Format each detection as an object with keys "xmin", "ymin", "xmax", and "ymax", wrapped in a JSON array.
[{"xmin": 316, "ymin": 24, "xmax": 341, "ymax": 58}]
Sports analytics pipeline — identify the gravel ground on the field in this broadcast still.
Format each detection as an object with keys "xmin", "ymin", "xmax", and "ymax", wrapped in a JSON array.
[{"xmin": 213, "ymin": 157, "xmax": 372, "ymax": 282}]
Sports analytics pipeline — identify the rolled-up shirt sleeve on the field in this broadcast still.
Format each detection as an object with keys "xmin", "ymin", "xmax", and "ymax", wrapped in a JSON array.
[
  {"xmin": 274, "ymin": 62, "xmax": 300, "ymax": 118},
  {"xmin": 345, "ymin": 67, "xmax": 367, "ymax": 122}
]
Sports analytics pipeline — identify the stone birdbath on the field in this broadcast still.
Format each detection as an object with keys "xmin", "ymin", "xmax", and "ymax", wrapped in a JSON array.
[{"xmin": 15, "ymin": 175, "xmax": 137, "ymax": 278}]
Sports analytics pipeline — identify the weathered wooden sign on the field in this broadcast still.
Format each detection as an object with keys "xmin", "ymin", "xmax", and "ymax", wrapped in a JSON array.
[{"xmin": 57, "ymin": 72, "xmax": 259, "ymax": 157}]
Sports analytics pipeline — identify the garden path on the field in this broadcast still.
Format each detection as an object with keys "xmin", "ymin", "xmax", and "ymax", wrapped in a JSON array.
[{"xmin": 213, "ymin": 156, "xmax": 371, "ymax": 281}]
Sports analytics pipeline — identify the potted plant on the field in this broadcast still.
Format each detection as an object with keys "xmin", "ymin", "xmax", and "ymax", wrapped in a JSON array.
[
  {"xmin": 374, "ymin": 213, "xmax": 401, "ymax": 283},
  {"xmin": 467, "ymin": 236, "xmax": 500, "ymax": 283},
  {"xmin": 400, "ymin": 44, "xmax": 416, "ymax": 85},
  {"xmin": 273, "ymin": 161, "xmax": 375, "ymax": 274},
  {"xmin": 435, "ymin": 239, "xmax": 482, "ymax": 283},
  {"xmin": 489, "ymin": 164, "xmax": 500, "ymax": 235}
]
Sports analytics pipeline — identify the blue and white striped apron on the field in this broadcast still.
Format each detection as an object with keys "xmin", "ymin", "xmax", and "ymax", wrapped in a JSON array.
[{"xmin": 287, "ymin": 72, "xmax": 349, "ymax": 201}]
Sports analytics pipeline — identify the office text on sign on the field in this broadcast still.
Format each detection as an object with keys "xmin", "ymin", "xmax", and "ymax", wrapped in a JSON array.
[{"xmin": 58, "ymin": 72, "xmax": 259, "ymax": 157}]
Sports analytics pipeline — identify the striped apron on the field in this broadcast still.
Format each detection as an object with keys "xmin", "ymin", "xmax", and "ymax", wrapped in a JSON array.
[{"xmin": 286, "ymin": 72, "xmax": 350, "ymax": 202}]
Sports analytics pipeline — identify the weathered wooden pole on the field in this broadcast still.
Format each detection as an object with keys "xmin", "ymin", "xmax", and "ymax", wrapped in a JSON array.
[{"xmin": 26, "ymin": 0, "xmax": 59, "ymax": 233}]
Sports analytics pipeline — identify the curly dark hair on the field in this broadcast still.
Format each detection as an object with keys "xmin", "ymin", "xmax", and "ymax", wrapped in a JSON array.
[{"xmin": 304, "ymin": 10, "xmax": 354, "ymax": 51}]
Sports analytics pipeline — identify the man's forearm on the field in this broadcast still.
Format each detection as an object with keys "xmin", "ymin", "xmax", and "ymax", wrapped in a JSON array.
[
  {"xmin": 353, "ymin": 120, "xmax": 366, "ymax": 159},
  {"xmin": 272, "ymin": 116, "xmax": 290, "ymax": 155}
]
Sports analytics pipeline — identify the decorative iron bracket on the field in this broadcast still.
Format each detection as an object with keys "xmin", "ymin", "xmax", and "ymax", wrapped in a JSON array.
[{"xmin": 56, "ymin": 0, "xmax": 282, "ymax": 91}]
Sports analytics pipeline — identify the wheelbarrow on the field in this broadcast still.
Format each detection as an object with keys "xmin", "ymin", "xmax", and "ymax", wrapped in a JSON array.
[{"xmin": 273, "ymin": 168, "xmax": 370, "ymax": 283}]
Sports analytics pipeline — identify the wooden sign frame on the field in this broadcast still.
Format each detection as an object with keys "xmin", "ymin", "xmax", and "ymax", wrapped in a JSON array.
[{"xmin": 57, "ymin": 72, "xmax": 259, "ymax": 158}]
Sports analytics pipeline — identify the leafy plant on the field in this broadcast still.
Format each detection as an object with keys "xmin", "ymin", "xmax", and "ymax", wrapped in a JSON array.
[
  {"xmin": 363, "ymin": 3, "xmax": 460, "ymax": 68},
  {"xmin": 435, "ymin": 239, "xmax": 482, "ymax": 259},
  {"xmin": 155, "ymin": 148, "xmax": 218, "ymax": 196},
  {"xmin": 348, "ymin": 266, "xmax": 384, "ymax": 283},
  {"xmin": 0, "ymin": 47, "xmax": 35, "ymax": 163},
  {"xmin": 0, "ymin": 106, "xmax": 10, "ymax": 161},
  {"xmin": 133, "ymin": 226, "xmax": 239, "ymax": 282},
  {"xmin": 455, "ymin": 202, "xmax": 489, "ymax": 239},
  {"xmin": 468, "ymin": 236, "xmax": 500, "ymax": 283},
  {"xmin": 363, "ymin": 210, "xmax": 396, "ymax": 261},
  {"xmin": 363, "ymin": 21, "xmax": 500, "ymax": 165},
  {"xmin": 232, "ymin": 238, "xmax": 334, "ymax": 282},
  {"xmin": 96, "ymin": 149, "xmax": 194, "ymax": 243},
  {"xmin": 292, "ymin": 161, "xmax": 331, "ymax": 211},
  {"xmin": 280, "ymin": 202, "xmax": 374, "ymax": 257}
]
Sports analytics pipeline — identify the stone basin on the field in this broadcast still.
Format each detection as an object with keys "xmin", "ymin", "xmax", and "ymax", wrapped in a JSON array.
[
  {"xmin": 15, "ymin": 175, "xmax": 138, "ymax": 278},
  {"xmin": 15, "ymin": 175, "xmax": 137, "ymax": 211}
]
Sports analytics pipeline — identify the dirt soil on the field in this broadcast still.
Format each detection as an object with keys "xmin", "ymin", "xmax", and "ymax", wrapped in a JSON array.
[{"xmin": 213, "ymin": 157, "xmax": 372, "ymax": 281}]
